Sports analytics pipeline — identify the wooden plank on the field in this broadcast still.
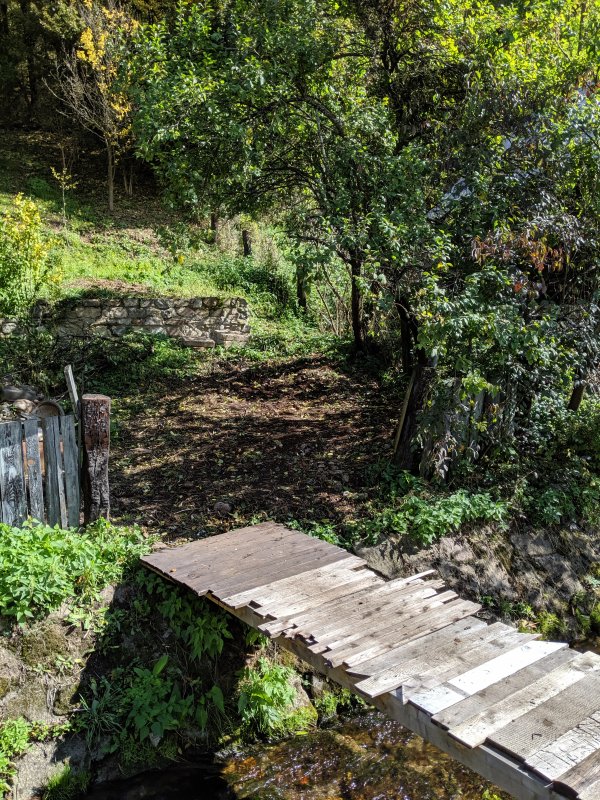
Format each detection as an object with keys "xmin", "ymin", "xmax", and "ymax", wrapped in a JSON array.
[
  {"xmin": 253, "ymin": 573, "xmax": 383, "ymax": 622},
  {"xmin": 344, "ymin": 617, "xmax": 488, "ymax": 676},
  {"xmin": 322, "ymin": 589, "xmax": 459, "ymax": 661},
  {"xmin": 431, "ymin": 648, "xmax": 578, "ymax": 727},
  {"xmin": 0, "ymin": 420, "xmax": 27, "ymax": 526},
  {"xmin": 23, "ymin": 419, "xmax": 44, "ymax": 522},
  {"xmin": 64, "ymin": 364, "xmax": 80, "ymax": 418},
  {"xmin": 222, "ymin": 557, "xmax": 368, "ymax": 608},
  {"xmin": 261, "ymin": 577, "xmax": 442, "ymax": 637},
  {"xmin": 279, "ymin": 578, "xmax": 446, "ymax": 638},
  {"xmin": 81, "ymin": 393, "xmax": 111, "ymax": 522},
  {"xmin": 303, "ymin": 584, "xmax": 450, "ymax": 647},
  {"xmin": 207, "ymin": 548, "xmax": 354, "ymax": 598},
  {"xmin": 61, "ymin": 415, "xmax": 80, "ymax": 528},
  {"xmin": 489, "ymin": 673, "xmax": 600, "ymax": 761},
  {"xmin": 552, "ymin": 745, "xmax": 600, "ymax": 798},
  {"xmin": 526, "ymin": 712, "xmax": 600, "ymax": 782},
  {"xmin": 42, "ymin": 416, "xmax": 68, "ymax": 528},
  {"xmin": 354, "ymin": 625, "xmax": 528, "ymax": 700},
  {"xmin": 143, "ymin": 523, "xmax": 296, "ymax": 576},
  {"xmin": 448, "ymin": 651, "xmax": 600, "ymax": 748},
  {"xmin": 172, "ymin": 536, "xmax": 351, "ymax": 596},
  {"xmin": 328, "ymin": 599, "xmax": 481, "ymax": 672},
  {"xmin": 406, "ymin": 631, "xmax": 542, "ymax": 694}
]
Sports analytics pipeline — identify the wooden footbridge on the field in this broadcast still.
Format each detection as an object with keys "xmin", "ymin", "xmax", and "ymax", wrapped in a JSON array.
[{"xmin": 141, "ymin": 522, "xmax": 600, "ymax": 800}]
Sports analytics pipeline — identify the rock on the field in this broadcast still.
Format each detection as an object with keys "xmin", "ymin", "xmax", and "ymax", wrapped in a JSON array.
[
  {"xmin": 14, "ymin": 736, "xmax": 88, "ymax": 799},
  {"xmin": 0, "ymin": 644, "xmax": 22, "ymax": 699},
  {"xmin": 213, "ymin": 501, "xmax": 232, "ymax": 515}
]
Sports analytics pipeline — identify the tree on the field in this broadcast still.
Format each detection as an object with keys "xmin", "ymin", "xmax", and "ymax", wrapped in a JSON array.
[
  {"xmin": 131, "ymin": 0, "xmax": 437, "ymax": 350},
  {"xmin": 55, "ymin": 0, "xmax": 137, "ymax": 211}
]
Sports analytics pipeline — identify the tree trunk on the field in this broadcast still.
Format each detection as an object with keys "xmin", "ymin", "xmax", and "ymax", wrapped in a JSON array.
[
  {"xmin": 210, "ymin": 212, "xmax": 219, "ymax": 245},
  {"xmin": 0, "ymin": 2, "xmax": 9, "ymax": 36},
  {"xmin": 394, "ymin": 349, "xmax": 437, "ymax": 473},
  {"xmin": 107, "ymin": 143, "xmax": 115, "ymax": 212},
  {"xmin": 568, "ymin": 381, "xmax": 587, "ymax": 411},
  {"xmin": 395, "ymin": 295, "xmax": 417, "ymax": 374},
  {"xmin": 296, "ymin": 266, "xmax": 308, "ymax": 311},
  {"xmin": 242, "ymin": 229, "xmax": 252, "ymax": 257},
  {"xmin": 350, "ymin": 252, "xmax": 363, "ymax": 350}
]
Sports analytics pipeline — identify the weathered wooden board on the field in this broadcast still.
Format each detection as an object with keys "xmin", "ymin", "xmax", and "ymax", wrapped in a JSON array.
[
  {"xmin": 430, "ymin": 648, "xmax": 578, "ymax": 726},
  {"xmin": 488, "ymin": 673, "xmax": 600, "ymax": 760},
  {"xmin": 23, "ymin": 418, "xmax": 44, "ymax": 522},
  {"xmin": 42, "ymin": 416, "xmax": 68, "ymax": 528},
  {"xmin": 448, "ymin": 651, "xmax": 600, "ymax": 748},
  {"xmin": 527, "ymin": 712, "xmax": 600, "ymax": 782},
  {"xmin": 61, "ymin": 415, "xmax": 80, "ymax": 528},
  {"xmin": 0, "ymin": 420, "xmax": 26, "ymax": 525}
]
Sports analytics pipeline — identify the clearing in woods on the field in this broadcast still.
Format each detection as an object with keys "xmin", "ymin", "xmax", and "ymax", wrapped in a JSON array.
[{"xmin": 110, "ymin": 353, "xmax": 392, "ymax": 539}]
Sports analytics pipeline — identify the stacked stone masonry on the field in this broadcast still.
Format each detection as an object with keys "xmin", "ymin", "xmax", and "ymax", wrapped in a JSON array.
[{"xmin": 1, "ymin": 297, "xmax": 250, "ymax": 349}]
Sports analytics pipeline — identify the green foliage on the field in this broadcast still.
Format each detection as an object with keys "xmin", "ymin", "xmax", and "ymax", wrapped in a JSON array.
[
  {"xmin": 140, "ymin": 572, "xmax": 232, "ymax": 660},
  {"xmin": 0, "ymin": 194, "xmax": 62, "ymax": 315},
  {"xmin": 353, "ymin": 486, "xmax": 508, "ymax": 547},
  {"xmin": 237, "ymin": 658, "xmax": 297, "ymax": 739},
  {"xmin": 0, "ymin": 718, "xmax": 32, "ymax": 794},
  {"xmin": 0, "ymin": 519, "xmax": 150, "ymax": 624},
  {"xmin": 42, "ymin": 766, "xmax": 91, "ymax": 800},
  {"xmin": 124, "ymin": 657, "xmax": 194, "ymax": 742}
]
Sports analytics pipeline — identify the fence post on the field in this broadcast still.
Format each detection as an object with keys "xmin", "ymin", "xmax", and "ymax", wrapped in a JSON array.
[{"xmin": 81, "ymin": 394, "xmax": 111, "ymax": 524}]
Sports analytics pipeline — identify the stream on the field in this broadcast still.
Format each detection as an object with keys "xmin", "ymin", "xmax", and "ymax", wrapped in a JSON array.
[{"xmin": 85, "ymin": 709, "xmax": 508, "ymax": 800}]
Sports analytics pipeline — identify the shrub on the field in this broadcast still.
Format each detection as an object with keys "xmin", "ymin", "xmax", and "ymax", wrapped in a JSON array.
[
  {"xmin": 0, "ymin": 718, "xmax": 31, "ymax": 794},
  {"xmin": 237, "ymin": 657, "xmax": 297, "ymax": 738},
  {"xmin": 0, "ymin": 519, "xmax": 150, "ymax": 623},
  {"xmin": 0, "ymin": 194, "xmax": 62, "ymax": 316}
]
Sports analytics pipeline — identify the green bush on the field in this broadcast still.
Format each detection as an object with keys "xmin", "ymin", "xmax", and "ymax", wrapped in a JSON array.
[
  {"xmin": 0, "ymin": 718, "xmax": 31, "ymax": 794},
  {"xmin": 352, "ymin": 487, "xmax": 508, "ymax": 547},
  {"xmin": 237, "ymin": 658, "xmax": 297, "ymax": 738},
  {"xmin": 0, "ymin": 194, "xmax": 62, "ymax": 316},
  {"xmin": 0, "ymin": 519, "xmax": 150, "ymax": 623}
]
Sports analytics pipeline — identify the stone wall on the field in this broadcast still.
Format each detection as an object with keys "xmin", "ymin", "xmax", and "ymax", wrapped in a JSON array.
[{"xmin": 1, "ymin": 296, "xmax": 250, "ymax": 348}]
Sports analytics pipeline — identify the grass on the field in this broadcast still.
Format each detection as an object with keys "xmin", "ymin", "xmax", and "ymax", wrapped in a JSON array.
[{"xmin": 0, "ymin": 130, "xmax": 305, "ymax": 318}]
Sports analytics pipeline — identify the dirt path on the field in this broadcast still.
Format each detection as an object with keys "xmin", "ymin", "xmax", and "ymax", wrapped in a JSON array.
[{"xmin": 110, "ymin": 354, "xmax": 393, "ymax": 540}]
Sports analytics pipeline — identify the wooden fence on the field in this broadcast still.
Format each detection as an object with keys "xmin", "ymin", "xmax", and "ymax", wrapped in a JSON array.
[{"xmin": 0, "ymin": 415, "xmax": 80, "ymax": 528}]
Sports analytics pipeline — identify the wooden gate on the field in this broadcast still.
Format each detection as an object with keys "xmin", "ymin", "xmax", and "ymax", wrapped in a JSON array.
[{"xmin": 0, "ymin": 415, "xmax": 80, "ymax": 528}]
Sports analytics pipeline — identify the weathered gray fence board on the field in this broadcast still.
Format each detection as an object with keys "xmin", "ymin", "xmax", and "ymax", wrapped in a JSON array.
[
  {"xmin": 0, "ymin": 414, "xmax": 88, "ymax": 528},
  {"xmin": 0, "ymin": 420, "xmax": 27, "ymax": 525},
  {"xmin": 61, "ymin": 415, "xmax": 80, "ymax": 528},
  {"xmin": 23, "ymin": 418, "xmax": 44, "ymax": 522},
  {"xmin": 42, "ymin": 416, "xmax": 68, "ymax": 528}
]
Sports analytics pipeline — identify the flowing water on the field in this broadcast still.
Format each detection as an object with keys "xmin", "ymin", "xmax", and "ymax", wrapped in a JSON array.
[{"xmin": 86, "ymin": 710, "xmax": 508, "ymax": 800}]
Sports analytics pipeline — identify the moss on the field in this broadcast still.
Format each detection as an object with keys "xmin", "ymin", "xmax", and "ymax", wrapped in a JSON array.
[
  {"xmin": 0, "ymin": 676, "xmax": 12, "ymax": 699},
  {"xmin": 537, "ymin": 611, "xmax": 567, "ymax": 639},
  {"xmin": 53, "ymin": 681, "xmax": 81, "ymax": 716},
  {"xmin": 21, "ymin": 623, "xmax": 69, "ymax": 669},
  {"xmin": 590, "ymin": 606, "xmax": 600, "ymax": 633},
  {"xmin": 282, "ymin": 703, "xmax": 318, "ymax": 734}
]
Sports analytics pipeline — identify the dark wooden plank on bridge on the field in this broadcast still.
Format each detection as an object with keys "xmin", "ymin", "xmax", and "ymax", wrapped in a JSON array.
[
  {"xmin": 42, "ymin": 416, "xmax": 68, "ymax": 528},
  {"xmin": 23, "ymin": 419, "xmax": 44, "ymax": 522},
  {"xmin": 551, "ymin": 737, "xmax": 600, "ymax": 798},
  {"xmin": 0, "ymin": 420, "xmax": 27, "ymax": 525},
  {"xmin": 61, "ymin": 415, "xmax": 80, "ymax": 528}
]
